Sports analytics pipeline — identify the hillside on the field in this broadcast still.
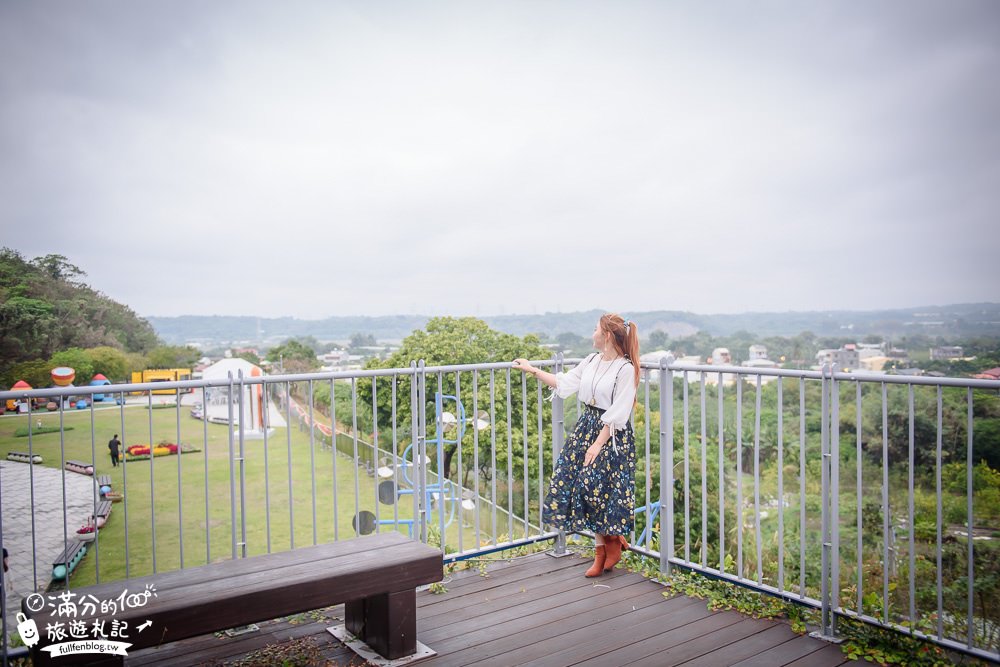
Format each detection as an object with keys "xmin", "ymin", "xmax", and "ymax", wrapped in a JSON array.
[
  {"xmin": 147, "ymin": 303, "xmax": 1000, "ymax": 346},
  {"xmin": 0, "ymin": 248, "xmax": 159, "ymax": 376}
]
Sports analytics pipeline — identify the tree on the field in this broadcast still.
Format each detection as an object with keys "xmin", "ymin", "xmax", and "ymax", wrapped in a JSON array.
[
  {"xmin": 146, "ymin": 345, "xmax": 200, "ymax": 369},
  {"xmin": 349, "ymin": 333, "xmax": 376, "ymax": 349},
  {"xmin": 266, "ymin": 339, "xmax": 319, "ymax": 373},
  {"xmin": 49, "ymin": 348, "xmax": 95, "ymax": 384},
  {"xmin": 360, "ymin": 317, "xmax": 550, "ymax": 485},
  {"xmin": 648, "ymin": 330, "xmax": 670, "ymax": 351},
  {"xmin": 85, "ymin": 346, "xmax": 132, "ymax": 382},
  {"xmin": 30, "ymin": 254, "xmax": 84, "ymax": 282}
]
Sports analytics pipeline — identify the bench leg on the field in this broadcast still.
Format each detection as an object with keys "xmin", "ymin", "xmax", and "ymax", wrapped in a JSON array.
[{"xmin": 344, "ymin": 589, "xmax": 417, "ymax": 660}]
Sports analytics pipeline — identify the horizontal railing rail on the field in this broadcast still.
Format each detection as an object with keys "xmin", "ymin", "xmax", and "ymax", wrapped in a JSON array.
[{"xmin": 2, "ymin": 356, "xmax": 998, "ymax": 663}]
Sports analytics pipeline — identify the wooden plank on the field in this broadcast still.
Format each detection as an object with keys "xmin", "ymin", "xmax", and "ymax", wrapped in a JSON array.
[
  {"xmin": 424, "ymin": 578, "xmax": 669, "ymax": 647},
  {"xmin": 729, "ymin": 634, "xmax": 832, "ymax": 667},
  {"xmin": 568, "ymin": 612, "xmax": 742, "ymax": 667},
  {"xmin": 780, "ymin": 642, "xmax": 850, "ymax": 667},
  {"xmin": 674, "ymin": 621, "xmax": 801, "ymax": 667},
  {"xmin": 626, "ymin": 617, "xmax": 779, "ymax": 667},
  {"xmin": 419, "ymin": 559, "xmax": 622, "ymax": 626},
  {"xmin": 421, "ymin": 587, "xmax": 675, "ymax": 666}
]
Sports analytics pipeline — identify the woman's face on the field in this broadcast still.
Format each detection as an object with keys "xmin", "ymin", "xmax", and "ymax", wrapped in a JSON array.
[{"xmin": 592, "ymin": 323, "xmax": 607, "ymax": 351}]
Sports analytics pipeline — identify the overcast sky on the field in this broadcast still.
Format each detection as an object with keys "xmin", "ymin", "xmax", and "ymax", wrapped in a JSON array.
[{"xmin": 1, "ymin": 1, "xmax": 997, "ymax": 320}]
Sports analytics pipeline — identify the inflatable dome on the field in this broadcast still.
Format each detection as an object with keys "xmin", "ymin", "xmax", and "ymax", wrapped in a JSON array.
[
  {"xmin": 90, "ymin": 373, "xmax": 111, "ymax": 401},
  {"xmin": 51, "ymin": 367, "xmax": 76, "ymax": 387},
  {"xmin": 5, "ymin": 380, "xmax": 32, "ymax": 411}
]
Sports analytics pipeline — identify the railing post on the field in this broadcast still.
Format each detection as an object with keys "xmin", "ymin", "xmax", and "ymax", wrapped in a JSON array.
[
  {"xmin": 551, "ymin": 352, "xmax": 567, "ymax": 556},
  {"xmin": 660, "ymin": 355, "xmax": 674, "ymax": 576},
  {"xmin": 814, "ymin": 363, "xmax": 841, "ymax": 643}
]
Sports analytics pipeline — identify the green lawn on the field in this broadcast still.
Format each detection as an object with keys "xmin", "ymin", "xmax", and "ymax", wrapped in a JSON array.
[{"xmin": 1, "ymin": 404, "xmax": 484, "ymax": 587}]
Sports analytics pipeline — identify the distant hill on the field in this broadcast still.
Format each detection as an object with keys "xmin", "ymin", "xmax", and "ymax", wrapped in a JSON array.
[{"xmin": 147, "ymin": 303, "xmax": 1000, "ymax": 347}]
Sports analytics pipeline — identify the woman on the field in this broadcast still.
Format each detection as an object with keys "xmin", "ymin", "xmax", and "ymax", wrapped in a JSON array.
[{"xmin": 513, "ymin": 313, "xmax": 640, "ymax": 577}]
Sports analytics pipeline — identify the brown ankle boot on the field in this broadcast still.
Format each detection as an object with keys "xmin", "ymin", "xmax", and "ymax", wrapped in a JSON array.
[
  {"xmin": 603, "ymin": 535, "xmax": 629, "ymax": 572},
  {"xmin": 585, "ymin": 545, "xmax": 606, "ymax": 577}
]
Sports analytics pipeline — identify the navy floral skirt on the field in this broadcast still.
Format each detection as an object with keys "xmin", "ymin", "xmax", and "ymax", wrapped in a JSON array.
[{"xmin": 543, "ymin": 405, "xmax": 635, "ymax": 536}]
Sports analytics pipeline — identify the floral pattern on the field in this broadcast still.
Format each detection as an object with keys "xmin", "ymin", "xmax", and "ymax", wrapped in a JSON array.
[{"xmin": 543, "ymin": 405, "xmax": 635, "ymax": 535}]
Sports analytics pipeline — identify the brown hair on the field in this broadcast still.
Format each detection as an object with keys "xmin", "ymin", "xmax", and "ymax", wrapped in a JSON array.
[{"xmin": 600, "ymin": 313, "xmax": 640, "ymax": 387}]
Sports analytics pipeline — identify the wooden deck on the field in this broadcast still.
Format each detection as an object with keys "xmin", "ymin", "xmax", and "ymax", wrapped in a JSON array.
[{"xmin": 128, "ymin": 550, "xmax": 865, "ymax": 666}]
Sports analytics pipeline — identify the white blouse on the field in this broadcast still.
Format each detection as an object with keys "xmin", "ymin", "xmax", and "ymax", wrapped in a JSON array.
[{"xmin": 554, "ymin": 354, "xmax": 637, "ymax": 432}]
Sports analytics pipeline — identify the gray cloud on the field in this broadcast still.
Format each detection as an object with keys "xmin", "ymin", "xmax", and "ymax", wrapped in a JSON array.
[{"xmin": 2, "ymin": 1, "xmax": 998, "ymax": 319}]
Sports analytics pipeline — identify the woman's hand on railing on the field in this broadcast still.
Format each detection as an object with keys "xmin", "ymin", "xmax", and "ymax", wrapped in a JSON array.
[{"xmin": 511, "ymin": 359, "xmax": 535, "ymax": 375}]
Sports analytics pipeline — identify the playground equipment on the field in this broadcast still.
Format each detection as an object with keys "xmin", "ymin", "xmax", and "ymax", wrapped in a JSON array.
[
  {"xmin": 51, "ymin": 366, "xmax": 75, "ymax": 386},
  {"xmin": 89, "ymin": 373, "xmax": 112, "ymax": 401},
  {"xmin": 357, "ymin": 393, "xmax": 484, "ymax": 538}
]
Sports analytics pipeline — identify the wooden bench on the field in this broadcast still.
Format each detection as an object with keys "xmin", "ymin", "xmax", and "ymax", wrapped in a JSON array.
[
  {"xmin": 6, "ymin": 450, "xmax": 43, "ymax": 464},
  {"xmin": 90, "ymin": 500, "xmax": 113, "ymax": 528},
  {"xmin": 24, "ymin": 531, "xmax": 442, "ymax": 665},
  {"xmin": 50, "ymin": 540, "xmax": 88, "ymax": 581},
  {"xmin": 96, "ymin": 474, "xmax": 112, "ymax": 489},
  {"xmin": 65, "ymin": 459, "xmax": 94, "ymax": 475}
]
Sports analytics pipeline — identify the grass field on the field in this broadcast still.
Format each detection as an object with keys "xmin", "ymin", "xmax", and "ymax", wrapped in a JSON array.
[{"xmin": 0, "ymin": 403, "xmax": 488, "ymax": 587}]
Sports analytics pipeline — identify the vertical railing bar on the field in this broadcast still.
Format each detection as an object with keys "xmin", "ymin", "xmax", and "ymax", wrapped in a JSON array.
[
  {"xmin": 777, "ymin": 377, "xmax": 784, "ymax": 594},
  {"xmin": 309, "ymin": 379, "xmax": 317, "ymax": 545},
  {"xmin": 754, "ymin": 373, "xmax": 763, "ymax": 584},
  {"xmin": 372, "ymin": 376, "xmax": 380, "ymax": 534},
  {"xmin": 29, "ymin": 401, "xmax": 41, "ymax": 587},
  {"xmin": 438, "ymin": 372, "xmax": 447, "ymax": 553},
  {"xmin": 472, "ymin": 369, "xmax": 481, "ymax": 548},
  {"xmin": 59, "ymin": 401, "xmax": 69, "ymax": 587},
  {"xmin": 286, "ymin": 381, "xmax": 294, "ymax": 549},
  {"xmin": 799, "ymin": 377, "xmax": 806, "ymax": 598},
  {"xmin": 392, "ymin": 375, "xmax": 399, "ymax": 532},
  {"xmin": 661, "ymin": 360, "xmax": 674, "ymax": 576},
  {"xmin": 683, "ymin": 373, "xmax": 690, "ymax": 563},
  {"xmin": 490, "ymin": 370, "xmax": 497, "ymax": 545},
  {"xmin": 201, "ymin": 386, "xmax": 209, "ymax": 565},
  {"xmin": 409, "ymin": 362, "xmax": 420, "ymax": 542},
  {"xmin": 89, "ymin": 400, "xmax": 99, "ymax": 582},
  {"xmin": 535, "ymin": 370, "xmax": 548, "ymax": 555},
  {"xmin": 966, "ymin": 388, "xmax": 974, "ymax": 649},
  {"xmin": 881, "ymin": 382, "xmax": 890, "ymax": 625},
  {"xmin": 737, "ymin": 376, "xmax": 744, "ymax": 581},
  {"xmin": 351, "ymin": 378, "xmax": 361, "ymax": 540},
  {"xmin": 263, "ymin": 382, "xmax": 271, "ymax": 553},
  {"xmin": 149, "ymin": 386, "xmax": 158, "ymax": 571},
  {"xmin": 413, "ymin": 359, "xmax": 428, "ymax": 544},
  {"xmin": 719, "ymin": 373, "xmax": 726, "ymax": 574},
  {"xmin": 856, "ymin": 382, "xmax": 863, "ymax": 615},
  {"xmin": 176, "ymin": 388, "xmax": 184, "ymax": 569},
  {"xmin": 551, "ymin": 354, "xmax": 565, "ymax": 553},
  {"xmin": 118, "ymin": 392, "xmax": 129, "ymax": 576},
  {"xmin": 331, "ymin": 378, "xmax": 339, "ymax": 542},
  {"xmin": 455, "ymin": 372, "xmax": 463, "ymax": 551},
  {"xmin": 237, "ymin": 372, "xmax": 248, "ymax": 558},
  {"xmin": 831, "ymin": 372, "xmax": 840, "ymax": 634},
  {"xmin": 700, "ymin": 372, "xmax": 707, "ymax": 568},
  {"xmin": 641, "ymin": 370, "xmax": 650, "ymax": 550},
  {"xmin": 935, "ymin": 386, "xmax": 943, "ymax": 641},
  {"xmin": 226, "ymin": 376, "xmax": 237, "ymax": 559},
  {"xmin": 506, "ymin": 369, "xmax": 514, "ymax": 541},
  {"xmin": 908, "ymin": 384, "xmax": 916, "ymax": 633},
  {"xmin": 522, "ymin": 370, "xmax": 529, "ymax": 540},
  {"xmin": 819, "ymin": 365, "xmax": 830, "ymax": 635}
]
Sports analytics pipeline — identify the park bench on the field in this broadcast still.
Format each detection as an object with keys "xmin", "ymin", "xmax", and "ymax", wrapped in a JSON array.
[
  {"xmin": 96, "ymin": 474, "xmax": 112, "ymax": 490},
  {"xmin": 23, "ymin": 531, "xmax": 442, "ymax": 665},
  {"xmin": 65, "ymin": 459, "xmax": 94, "ymax": 475},
  {"xmin": 6, "ymin": 450, "xmax": 43, "ymax": 464},
  {"xmin": 90, "ymin": 500, "xmax": 113, "ymax": 528},
  {"xmin": 50, "ymin": 540, "xmax": 88, "ymax": 581}
]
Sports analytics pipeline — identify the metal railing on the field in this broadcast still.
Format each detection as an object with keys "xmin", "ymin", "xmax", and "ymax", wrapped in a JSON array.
[{"xmin": 1, "ymin": 357, "xmax": 998, "ymax": 662}]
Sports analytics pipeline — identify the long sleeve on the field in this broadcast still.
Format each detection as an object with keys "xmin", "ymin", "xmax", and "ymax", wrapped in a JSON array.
[
  {"xmin": 600, "ymin": 363, "xmax": 637, "ymax": 432},
  {"xmin": 554, "ymin": 354, "xmax": 594, "ymax": 399}
]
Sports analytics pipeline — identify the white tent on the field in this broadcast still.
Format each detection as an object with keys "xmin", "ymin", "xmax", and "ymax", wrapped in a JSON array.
[{"xmin": 201, "ymin": 359, "xmax": 278, "ymax": 437}]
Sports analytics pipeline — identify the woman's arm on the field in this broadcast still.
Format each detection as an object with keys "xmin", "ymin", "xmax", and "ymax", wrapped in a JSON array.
[
  {"xmin": 583, "ymin": 424, "xmax": 612, "ymax": 466},
  {"xmin": 511, "ymin": 359, "xmax": 557, "ymax": 388}
]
